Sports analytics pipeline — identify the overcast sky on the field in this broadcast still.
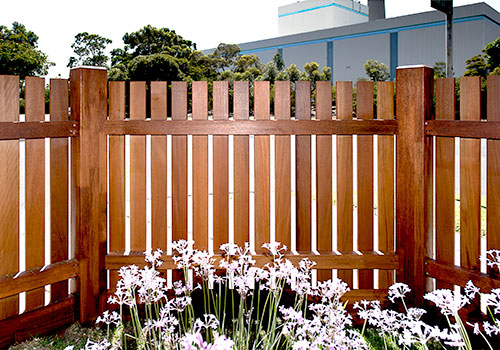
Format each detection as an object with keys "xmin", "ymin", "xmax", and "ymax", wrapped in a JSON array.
[{"xmin": 1, "ymin": 0, "xmax": 499, "ymax": 77}]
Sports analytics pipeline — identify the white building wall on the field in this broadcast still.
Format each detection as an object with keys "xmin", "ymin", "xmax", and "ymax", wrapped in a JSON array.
[
  {"xmin": 334, "ymin": 33, "xmax": 390, "ymax": 81},
  {"xmin": 278, "ymin": 0, "xmax": 368, "ymax": 36}
]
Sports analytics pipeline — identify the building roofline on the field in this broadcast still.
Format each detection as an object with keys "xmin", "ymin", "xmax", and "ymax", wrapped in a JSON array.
[{"xmin": 216, "ymin": 2, "xmax": 499, "ymax": 54}]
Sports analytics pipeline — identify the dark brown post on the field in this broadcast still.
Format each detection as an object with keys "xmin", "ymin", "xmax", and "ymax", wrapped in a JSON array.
[
  {"xmin": 395, "ymin": 66, "xmax": 434, "ymax": 305},
  {"xmin": 70, "ymin": 67, "xmax": 108, "ymax": 322}
]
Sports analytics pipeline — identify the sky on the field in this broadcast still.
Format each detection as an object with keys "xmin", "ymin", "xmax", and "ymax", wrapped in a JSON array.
[{"xmin": 1, "ymin": 0, "xmax": 500, "ymax": 78}]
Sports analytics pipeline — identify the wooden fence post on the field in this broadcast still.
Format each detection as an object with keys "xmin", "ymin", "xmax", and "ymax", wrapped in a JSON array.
[
  {"xmin": 395, "ymin": 66, "xmax": 434, "ymax": 305},
  {"xmin": 70, "ymin": 67, "xmax": 107, "ymax": 322}
]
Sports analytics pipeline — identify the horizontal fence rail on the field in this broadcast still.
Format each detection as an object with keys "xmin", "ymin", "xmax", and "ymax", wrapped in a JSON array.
[
  {"xmin": 104, "ymin": 119, "xmax": 398, "ymax": 136},
  {"xmin": 0, "ymin": 121, "xmax": 78, "ymax": 140}
]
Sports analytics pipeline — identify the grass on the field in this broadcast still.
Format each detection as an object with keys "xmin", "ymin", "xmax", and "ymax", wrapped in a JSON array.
[
  {"xmin": 10, "ymin": 323, "xmax": 455, "ymax": 350},
  {"xmin": 9, "ymin": 323, "xmax": 105, "ymax": 350}
]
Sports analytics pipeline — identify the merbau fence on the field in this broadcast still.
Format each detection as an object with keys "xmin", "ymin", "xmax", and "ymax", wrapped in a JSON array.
[{"xmin": 0, "ymin": 66, "xmax": 498, "ymax": 346}]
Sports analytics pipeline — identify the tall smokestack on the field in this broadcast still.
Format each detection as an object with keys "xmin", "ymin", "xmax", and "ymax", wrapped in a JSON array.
[{"xmin": 368, "ymin": 0, "xmax": 385, "ymax": 21}]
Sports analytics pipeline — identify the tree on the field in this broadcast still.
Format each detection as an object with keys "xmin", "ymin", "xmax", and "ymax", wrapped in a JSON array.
[
  {"xmin": 364, "ymin": 59, "xmax": 390, "ymax": 82},
  {"xmin": 464, "ymin": 38, "xmax": 500, "ymax": 77},
  {"xmin": 128, "ymin": 53, "xmax": 188, "ymax": 81},
  {"xmin": 434, "ymin": 61, "xmax": 446, "ymax": 79},
  {"xmin": 68, "ymin": 32, "xmax": 112, "ymax": 68},
  {"xmin": 0, "ymin": 22, "xmax": 53, "ymax": 77},
  {"xmin": 273, "ymin": 52, "xmax": 285, "ymax": 72},
  {"xmin": 110, "ymin": 25, "xmax": 198, "ymax": 81},
  {"xmin": 464, "ymin": 55, "xmax": 488, "ymax": 77},
  {"xmin": 211, "ymin": 43, "xmax": 241, "ymax": 72}
]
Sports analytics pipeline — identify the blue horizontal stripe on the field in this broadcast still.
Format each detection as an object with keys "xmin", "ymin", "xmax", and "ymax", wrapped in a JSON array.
[
  {"xmin": 279, "ymin": 2, "xmax": 368, "ymax": 18},
  {"xmin": 241, "ymin": 14, "xmax": 500, "ymax": 54}
]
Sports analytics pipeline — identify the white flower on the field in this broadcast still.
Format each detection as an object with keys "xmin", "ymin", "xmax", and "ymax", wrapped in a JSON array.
[
  {"xmin": 388, "ymin": 283, "xmax": 411, "ymax": 303},
  {"xmin": 424, "ymin": 288, "xmax": 468, "ymax": 315},
  {"xmin": 96, "ymin": 310, "xmax": 121, "ymax": 326}
]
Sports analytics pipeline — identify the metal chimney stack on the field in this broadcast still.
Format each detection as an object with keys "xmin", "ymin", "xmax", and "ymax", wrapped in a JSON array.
[{"xmin": 368, "ymin": 0, "xmax": 386, "ymax": 21}]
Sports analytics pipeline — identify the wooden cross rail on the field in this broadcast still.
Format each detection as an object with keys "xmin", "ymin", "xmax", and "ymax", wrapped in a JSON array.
[
  {"xmin": 105, "ymin": 251, "xmax": 399, "ymax": 271},
  {"xmin": 0, "ymin": 121, "xmax": 79, "ymax": 140},
  {"xmin": 425, "ymin": 120, "xmax": 500, "ymax": 139},
  {"xmin": 103, "ymin": 119, "xmax": 398, "ymax": 136}
]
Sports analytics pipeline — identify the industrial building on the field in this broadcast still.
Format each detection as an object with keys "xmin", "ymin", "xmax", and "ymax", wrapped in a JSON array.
[{"xmin": 235, "ymin": 0, "xmax": 500, "ymax": 81}]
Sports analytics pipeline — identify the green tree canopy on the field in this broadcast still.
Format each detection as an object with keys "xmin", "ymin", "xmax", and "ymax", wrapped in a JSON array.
[
  {"xmin": 0, "ymin": 22, "xmax": 53, "ymax": 77},
  {"xmin": 464, "ymin": 37, "xmax": 500, "ymax": 76},
  {"xmin": 68, "ymin": 32, "xmax": 112, "ymax": 68},
  {"xmin": 364, "ymin": 59, "xmax": 390, "ymax": 82},
  {"xmin": 434, "ymin": 61, "xmax": 446, "ymax": 79},
  {"xmin": 109, "ymin": 25, "xmax": 199, "ymax": 81},
  {"xmin": 464, "ymin": 55, "xmax": 488, "ymax": 77}
]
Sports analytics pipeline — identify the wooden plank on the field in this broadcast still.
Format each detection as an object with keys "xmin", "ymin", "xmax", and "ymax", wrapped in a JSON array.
[
  {"xmin": 460, "ymin": 77, "xmax": 481, "ymax": 272},
  {"xmin": 356, "ymin": 81, "xmax": 374, "ymax": 289},
  {"xmin": 0, "ymin": 259, "xmax": 79, "ymax": 299},
  {"xmin": 233, "ymin": 82, "xmax": 250, "ymax": 247},
  {"xmin": 254, "ymin": 81, "xmax": 270, "ymax": 252},
  {"xmin": 108, "ymin": 82, "xmax": 126, "ymax": 291},
  {"xmin": 150, "ymin": 82, "xmax": 168, "ymax": 251},
  {"xmin": 336, "ymin": 81, "xmax": 354, "ymax": 287},
  {"xmin": 341, "ymin": 289, "xmax": 389, "ymax": 304},
  {"xmin": 274, "ymin": 81, "xmax": 291, "ymax": 248},
  {"xmin": 49, "ymin": 79, "xmax": 69, "ymax": 302},
  {"xmin": 25, "ymin": 76, "xmax": 46, "ymax": 311},
  {"xmin": 104, "ymin": 119, "xmax": 398, "ymax": 136},
  {"xmin": 395, "ymin": 66, "xmax": 434, "ymax": 305},
  {"xmin": 316, "ymin": 81, "xmax": 333, "ymax": 281},
  {"xmin": 295, "ymin": 81, "xmax": 311, "ymax": 252},
  {"xmin": 171, "ymin": 82, "xmax": 188, "ymax": 243},
  {"xmin": 0, "ymin": 297, "xmax": 75, "ymax": 349},
  {"xmin": 0, "ymin": 121, "xmax": 78, "ymax": 140},
  {"xmin": 487, "ymin": 76, "xmax": 500, "ymax": 263},
  {"xmin": 426, "ymin": 258, "xmax": 500, "ymax": 293},
  {"xmin": 377, "ymin": 81, "xmax": 395, "ymax": 289},
  {"xmin": 425, "ymin": 120, "xmax": 500, "ymax": 139},
  {"xmin": 213, "ymin": 81, "xmax": 229, "ymax": 251},
  {"xmin": 70, "ymin": 67, "xmax": 108, "ymax": 322},
  {"xmin": 106, "ymin": 251, "xmax": 399, "ymax": 270},
  {"xmin": 129, "ymin": 82, "xmax": 147, "ymax": 252},
  {"xmin": 0, "ymin": 75, "xmax": 19, "ymax": 319},
  {"xmin": 435, "ymin": 78, "xmax": 456, "ymax": 289},
  {"xmin": 192, "ymin": 81, "xmax": 209, "ymax": 250}
]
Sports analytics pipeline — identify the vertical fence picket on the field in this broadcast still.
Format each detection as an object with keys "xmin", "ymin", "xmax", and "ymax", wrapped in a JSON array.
[
  {"xmin": 435, "ymin": 78, "xmax": 456, "ymax": 289},
  {"xmin": 254, "ymin": 81, "xmax": 270, "ymax": 252},
  {"xmin": 233, "ymin": 82, "xmax": 250, "ymax": 247},
  {"xmin": 50, "ymin": 79, "xmax": 69, "ymax": 302},
  {"xmin": 172, "ymin": 82, "xmax": 188, "ymax": 244},
  {"xmin": 130, "ymin": 82, "xmax": 147, "ymax": 252},
  {"xmin": 274, "ymin": 81, "xmax": 291, "ymax": 249},
  {"xmin": 459, "ymin": 77, "xmax": 481, "ymax": 274},
  {"xmin": 377, "ymin": 81, "xmax": 395, "ymax": 289},
  {"xmin": 151, "ymin": 82, "xmax": 168, "ymax": 251},
  {"xmin": 108, "ymin": 81, "xmax": 126, "ymax": 290},
  {"xmin": 487, "ymin": 76, "xmax": 500, "ymax": 264},
  {"xmin": 192, "ymin": 81, "xmax": 209, "ymax": 250},
  {"xmin": 213, "ymin": 82, "xmax": 229, "ymax": 251},
  {"xmin": 25, "ymin": 76, "xmax": 46, "ymax": 310},
  {"xmin": 316, "ymin": 81, "xmax": 333, "ymax": 281},
  {"xmin": 336, "ymin": 81, "xmax": 353, "ymax": 287},
  {"xmin": 356, "ymin": 81, "xmax": 374, "ymax": 289},
  {"xmin": 0, "ymin": 75, "xmax": 19, "ymax": 319},
  {"xmin": 295, "ymin": 81, "xmax": 312, "ymax": 253}
]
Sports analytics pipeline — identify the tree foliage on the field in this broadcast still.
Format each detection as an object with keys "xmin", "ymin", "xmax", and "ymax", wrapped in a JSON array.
[
  {"xmin": 0, "ymin": 22, "xmax": 53, "ymax": 77},
  {"xmin": 67, "ymin": 32, "xmax": 112, "ymax": 68},
  {"xmin": 364, "ymin": 59, "xmax": 390, "ymax": 82},
  {"xmin": 434, "ymin": 61, "xmax": 446, "ymax": 79},
  {"xmin": 109, "ymin": 25, "xmax": 198, "ymax": 81},
  {"xmin": 464, "ymin": 37, "xmax": 500, "ymax": 77}
]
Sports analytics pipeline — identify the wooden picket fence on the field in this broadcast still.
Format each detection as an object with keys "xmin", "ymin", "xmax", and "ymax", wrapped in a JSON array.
[{"xmin": 0, "ymin": 66, "xmax": 499, "ymax": 346}]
